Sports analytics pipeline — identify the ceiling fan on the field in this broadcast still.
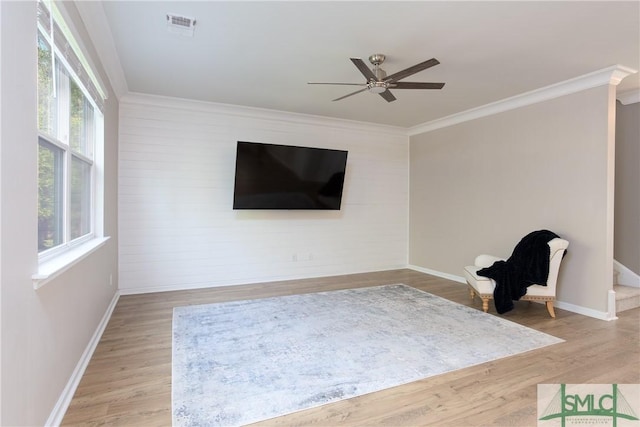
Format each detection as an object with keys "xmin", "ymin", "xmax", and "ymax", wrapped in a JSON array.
[{"xmin": 308, "ymin": 54, "xmax": 445, "ymax": 102}]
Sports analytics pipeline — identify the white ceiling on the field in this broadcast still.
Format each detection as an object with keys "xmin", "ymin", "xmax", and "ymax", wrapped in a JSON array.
[{"xmin": 88, "ymin": 1, "xmax": 640, "ymax": 128}]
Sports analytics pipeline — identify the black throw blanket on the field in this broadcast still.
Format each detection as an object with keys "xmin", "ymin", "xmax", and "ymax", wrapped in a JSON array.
[{"xmin": 477, "ymin": 230, "xmax": 560, "ymax": 314}]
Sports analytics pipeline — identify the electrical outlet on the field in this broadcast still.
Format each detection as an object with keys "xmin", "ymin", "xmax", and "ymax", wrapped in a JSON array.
[{"xmin": 109, "ymin": 274, "xmax": 113, "ymax": 286}]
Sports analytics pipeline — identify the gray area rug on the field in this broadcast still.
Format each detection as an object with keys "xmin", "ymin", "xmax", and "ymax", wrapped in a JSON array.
[{"xmin": 172, "ymin": 284, "xmax": 563, "ymax": 426}]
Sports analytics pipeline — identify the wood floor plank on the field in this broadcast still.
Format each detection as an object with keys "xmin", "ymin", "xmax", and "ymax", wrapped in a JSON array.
[{"xmin": 61, "ymin": 269, "xmax": 640, "ymax": 426}]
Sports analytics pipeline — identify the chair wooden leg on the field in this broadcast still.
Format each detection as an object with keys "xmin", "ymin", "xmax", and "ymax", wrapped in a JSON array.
[
  {"xmin": 481, "ymin": 298, "xmax": 489, "ymax": 313},
  {"xmin": 469, "ymin": 288, "xmax": 475, "ymax": 301},
  {"xmin": 545, "ymin": 301, "xmax": 556, "ymax": 318}
]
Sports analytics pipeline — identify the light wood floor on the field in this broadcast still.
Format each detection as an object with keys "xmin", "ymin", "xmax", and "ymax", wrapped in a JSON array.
[{"xmin": 62, "ymin": 269, "xmax": 640, "ymax": 426}]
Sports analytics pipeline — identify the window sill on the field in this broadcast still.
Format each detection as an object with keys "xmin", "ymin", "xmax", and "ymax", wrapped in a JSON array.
[{"xmin": 32, "ymin": 236, "xmax": 110, "ymax": 290}]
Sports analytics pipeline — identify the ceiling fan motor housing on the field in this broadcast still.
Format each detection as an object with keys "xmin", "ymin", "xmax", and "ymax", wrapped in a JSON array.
[
  {"xmin": 368, "ymin": 53, "xmax": 386, "ymax": 65},
  {"xmin": 369, "ymin": 54, "xmax": 388, "ymax": 92}
]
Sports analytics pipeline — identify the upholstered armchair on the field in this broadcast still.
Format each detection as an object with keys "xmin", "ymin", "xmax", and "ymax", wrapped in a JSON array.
[{"xmin": 463, "ymin": 237, "xmax": 569, "ymax": 318}]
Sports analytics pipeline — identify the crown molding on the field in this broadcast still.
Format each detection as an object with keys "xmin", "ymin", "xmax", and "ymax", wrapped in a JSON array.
[
  {"xmin": 75, "ymin": 1, "xmax": 128, "ymax": 100},
  {"xmin": 121, "ymin": 92, "xmax": 408, "ymax": 137},
  {"xmin": 617, "ymin": 89, "xmax": 640, "ymax": 105},
  {"xmin": 408, "ymin": 65, "xmax": 638, "ymax": 136}
]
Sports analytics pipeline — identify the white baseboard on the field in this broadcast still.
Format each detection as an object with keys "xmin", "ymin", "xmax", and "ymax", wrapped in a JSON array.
[
  {"xmin": 614, "ymin": 260, "xmax": 640, "ymax": 288},
  {"xmin": 408, "ymin": 265, "xmax": 619, "ymax": 321},
  {"xmin": 608, "ymin": 289, "xmax": 619, "ymax": 321},
  {"xmin": 406, "ymin": 265, "xmax": 466, "ymax": 284},
  {"xmin": 554, "ymin": 298, "xmax": 617, "ymax": 321},
  {"xmin": 118, "ymin": 266, "xmax": 406, "ymax": 295},
  {"xmin": 45, "ymin": 291, "xmax": 120, "ymax": 426}
]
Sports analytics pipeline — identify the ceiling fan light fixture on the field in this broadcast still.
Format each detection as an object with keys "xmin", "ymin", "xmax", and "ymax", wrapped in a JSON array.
[{"xmin": 367, "ymin": 81, "xmax": 387, "ymax": 94}]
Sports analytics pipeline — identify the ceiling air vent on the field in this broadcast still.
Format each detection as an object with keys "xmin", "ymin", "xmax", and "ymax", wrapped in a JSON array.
[{"xmin": 166, "ymin": 14, "xmax": 196, "ymax": 37}]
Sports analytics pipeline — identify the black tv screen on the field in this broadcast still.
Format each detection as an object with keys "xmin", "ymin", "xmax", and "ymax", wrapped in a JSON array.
[{"xmin": 233, "ymin": 141, "xmax": 348, "ymax": 210}]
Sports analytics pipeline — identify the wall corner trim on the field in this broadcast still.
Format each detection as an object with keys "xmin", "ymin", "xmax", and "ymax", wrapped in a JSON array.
[
  {"xmin": 408, "ymin": 64, "xmax": 638, "ymax": 136},
  {"xmin": 45, "ymin": 291, "xmax": 121, "ymax": 426}
]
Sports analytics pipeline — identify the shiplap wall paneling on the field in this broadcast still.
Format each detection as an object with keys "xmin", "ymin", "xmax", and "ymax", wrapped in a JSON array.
[{"xmin": 118, "ymin": 94, "xmax": 409, "ymax": 294}]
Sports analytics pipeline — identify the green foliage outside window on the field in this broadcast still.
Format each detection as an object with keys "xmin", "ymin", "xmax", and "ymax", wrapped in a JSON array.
[
  {"xmin": 37, "ymin": 34, "xmax": 54, "ymax": 135},
  {"xmin": 38, "ymin": 141, "xmax": 62, "ymax": 251},
  {"xmin": 37, "ymin": 32, "xmax": 95, "ymax": 252},
  {"xmin": 37, "ymin": 34, "xmax": 59, "ymax": 251}
]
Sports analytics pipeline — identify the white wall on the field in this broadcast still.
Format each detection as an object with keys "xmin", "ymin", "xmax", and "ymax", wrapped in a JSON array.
[
  {"xmin": 118, "ymin": 94, "xmax": 409, "ymax": 294},
  {"xmin": 0, "ymin": 2, "xmax": 3, "ymax": 421},
  {"xmin": 409, "ymin": 84, "xmax": 617, "ymax": 316},
  {"xmin": 0, "ymin": 2, "xmax": 119, "ymax": 425}
]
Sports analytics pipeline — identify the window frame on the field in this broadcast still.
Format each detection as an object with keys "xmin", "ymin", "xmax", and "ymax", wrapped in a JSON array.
[
  {"xmin": 34, "ymin": 0, "xmax": 108, "ymax": 279},
  {"xmin": 37, "ymin": 132, "xmax": 97, "ymax": 262}
]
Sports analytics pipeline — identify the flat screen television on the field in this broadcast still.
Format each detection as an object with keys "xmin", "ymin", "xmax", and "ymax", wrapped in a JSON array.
[{"xmin": 233, "ymin": 141, "xmax": 348, "ymax": 210}]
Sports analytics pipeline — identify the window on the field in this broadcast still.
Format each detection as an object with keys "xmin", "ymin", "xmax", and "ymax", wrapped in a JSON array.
[{"xmin": 37, "ymin": 0, "xmax": 106, "ymax": 258}]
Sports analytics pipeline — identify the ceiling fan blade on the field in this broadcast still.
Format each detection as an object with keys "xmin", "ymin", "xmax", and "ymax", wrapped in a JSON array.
[
  {"xmin": 379, "ymin": 90, "xmax": 396, "ymax": 102},
  {"xmin": 391, "ymin": 82, "xmax": 445, "ymax": 90},
  {"xmin": 350, "ymin": 58, "xmax": 378, "ymax": 81},
  {"xmin": 332, "ymin": 88, "xmax": 367, "ymax": 101},
  {"xmin": 384, "ymin": 58, "xmax": 440, "ymax": 83},
  {"xmin": 308, "ymin": 82, "xmax": 367, "ymax": 86}
]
